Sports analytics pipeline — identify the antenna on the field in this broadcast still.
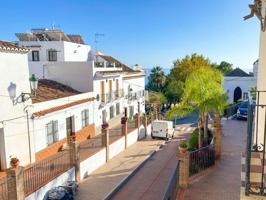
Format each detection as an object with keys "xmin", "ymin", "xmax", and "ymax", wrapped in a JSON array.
[
  {"xmin": 51, "ymin": 23, "xmax": 61, "ymax": 30},
  {"xmin": 94, "ymin": 33, "xmax": 105, "ymax": 51}
]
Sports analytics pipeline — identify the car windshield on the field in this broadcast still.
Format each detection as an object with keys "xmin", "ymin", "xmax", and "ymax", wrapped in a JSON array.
[{"xmin": 240, "ymin": 101, "xmax": 248, "ymax": 108}]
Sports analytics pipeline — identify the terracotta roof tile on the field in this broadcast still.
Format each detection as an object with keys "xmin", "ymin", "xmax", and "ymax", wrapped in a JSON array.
[
  {"xmin": 0, "ymin": 41, "xmax": 29, "ymax": 53},
  {"xmin": 32, "ymin": 79, "xmax": 81, "ymax": 103},
  {"xmin": 33, "ymin": 97, "xmax": 95, "ymax": 117}
]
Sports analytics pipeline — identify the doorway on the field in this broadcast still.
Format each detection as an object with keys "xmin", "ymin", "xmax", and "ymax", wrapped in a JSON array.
[
  {"xmin": 66, "ymin": 116, "xmax": 75, "ymax": 142},
  {"xmin": 102, "ymin": 110, "xmax": 107, "ymax": 123},
  {"xmin": 234, "ymin": 87, "xmax": 242, "ymax": 102}
]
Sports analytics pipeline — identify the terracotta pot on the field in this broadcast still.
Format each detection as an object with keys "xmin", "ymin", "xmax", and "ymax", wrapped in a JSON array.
[{"xmin": 179, "ymin": 146, "xmax": 188, "ymax": 153}]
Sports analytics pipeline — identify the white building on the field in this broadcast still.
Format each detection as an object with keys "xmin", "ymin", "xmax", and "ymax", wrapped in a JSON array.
[
  {"xmin": 17, "ymin": 29, "xmax": 91, "ymax": 78},
  {"xmin": 16, "ymin": 28, "xmax": 145, "ymax": 127},
  {"xmin": 44, "ymin": 51, "xmax": 146, "ymax": 128},
  {"xmin": 0, "ymin": 41, "xmax": 33, "ymax": 169},
  {"xmin": 223, "ymin": 67, "xmax": 257, "ymax": 103}
]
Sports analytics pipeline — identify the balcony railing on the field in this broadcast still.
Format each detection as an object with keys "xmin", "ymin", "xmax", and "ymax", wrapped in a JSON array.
[
  {"xmin": 95, "ymin": 62, "xmax": 104, "ymax": 68},
  {"xmin": 100, "ymin": 89, "xmax": 124, "ymax": 104},
  {"xmin": 245, "ymin": 91, "xmax": 266, "ymax": 196}
]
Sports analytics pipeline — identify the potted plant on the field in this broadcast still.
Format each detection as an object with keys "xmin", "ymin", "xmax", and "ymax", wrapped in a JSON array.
[
  {"xmin": 179, "ymin": 141, "xmax": 188, "ymax": 153},
  {"xmin": 10, "ymin": 157, "xmax": 20, "ymax": 168},
  {"xmin": 121, "ymin": 116, "xmax": 128, "ymax": 124},
  {"xmin": 102, "ymin": 122, "xmax": 109, "ymax": 129}
]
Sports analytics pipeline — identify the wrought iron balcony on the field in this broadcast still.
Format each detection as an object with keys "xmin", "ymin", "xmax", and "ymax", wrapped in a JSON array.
[{"xmin": 245, "ymin": 91, "xmax": 266, "ymax": 197}]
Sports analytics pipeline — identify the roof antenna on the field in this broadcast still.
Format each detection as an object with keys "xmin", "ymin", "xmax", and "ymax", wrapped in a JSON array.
[
  {"xmin": 94, "ymin": 33, "xmax": 105, "ymax": 52},
  {"xmin": 51, "ymin": 23, "xmax": 60, "ymax": 30}
]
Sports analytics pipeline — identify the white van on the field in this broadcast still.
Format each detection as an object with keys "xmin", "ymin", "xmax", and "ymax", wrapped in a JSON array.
[{"xmin": 151, "ymin": 120, "xmax": 174, "ymax": 140}]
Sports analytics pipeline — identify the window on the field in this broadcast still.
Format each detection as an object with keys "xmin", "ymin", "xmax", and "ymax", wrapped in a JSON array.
[
  {"xmin": 32, "ymin": 51, "xmax": 40, "ymax": 61},
  {"xmin": 110, "ymin": 106, "xmax": 114, "ymax": 119},
  {"xmin": 81, "ymin": 110, "xmax": 89, "ymax": 128},
  {"xmin": 116, "ymin": 103, "xmax": 120, "ymax": 115},
  {"xmin": 46, "ymin": 121, "xmax": 58, "ymax": 145},
  {"xmin": 129, "ymin": 106, "xmax": 134, "ymax": 118},
  {"xmin": 48, "ymin": 50, "xmax": 57, "ymax": 61}
]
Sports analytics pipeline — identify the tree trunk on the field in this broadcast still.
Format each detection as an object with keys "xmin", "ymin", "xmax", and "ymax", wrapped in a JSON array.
[
  {"xmin": 204, "ymin": 112, "xmax": 209, "ymax": 142},
  {"xmin": 198, "ymin": 114, "xmax": 203, "ymax": 148}
]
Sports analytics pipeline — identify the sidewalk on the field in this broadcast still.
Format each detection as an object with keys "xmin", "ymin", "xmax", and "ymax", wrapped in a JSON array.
[
  {"xmin": 76, "ymin": 137, "xmax": 163, "ymax": 200},
  {"xmin": 183, "ymin": 119, "xmax": 246, "ymax": 200}
]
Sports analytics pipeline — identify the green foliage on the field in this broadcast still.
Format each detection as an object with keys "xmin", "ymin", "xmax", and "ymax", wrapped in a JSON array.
[
  {"xmin": 188, "ymin": 132, "xmax": 199, "ymax": 151},
  {"xmin": 146, "ymin": 66, "xmax": 166, "ymax": 92},
  {"xmin": 179, "ymin": 140, "xmax": 188, "ymax": 148},
  {"xmin": 166, "ymin": 54, "xmax": 212, "ymax": 102},
  {"xmin": 250, "ymin": 86, "xmax": 257, "ymax": 99},
  {"xmin": 216, "ymin": 61, "xmax": 233, "ymax": 74}
]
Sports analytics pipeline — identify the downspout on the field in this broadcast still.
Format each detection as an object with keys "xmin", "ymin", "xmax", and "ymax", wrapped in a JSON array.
[{"xmin": 26, "ymin": 109, "xmax": 32, "ymax": 163}]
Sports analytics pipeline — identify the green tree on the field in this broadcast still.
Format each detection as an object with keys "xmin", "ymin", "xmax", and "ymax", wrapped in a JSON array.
[
  {"xmin": 166, "ymin": 66, "xmax": 226, "ymax": 147},
  {"xmin": 166, "ymin": 54, "xmax": 212, "ymax": 103},
  {"xmin": 146, "ymin": 66, "xmax": 166, "ymax": 92},
  {"xmin": 146, "ymin": 91, "xmax": 167, "ymax": 119},
  {"xmin": 216, "ymin": 61, "xmax": 233, "ymax": 74}
]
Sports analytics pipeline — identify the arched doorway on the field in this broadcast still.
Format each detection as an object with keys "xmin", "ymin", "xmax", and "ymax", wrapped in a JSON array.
[{"xmin": 234, "ymin": 87, "xmax": 242, "ymax": 102}]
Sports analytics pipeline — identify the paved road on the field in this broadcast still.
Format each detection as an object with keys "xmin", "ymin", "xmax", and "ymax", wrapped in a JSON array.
[
  {"xmin": 110, "ymin": 125, "xmax": 194, "ymax": 200},
  {"xmin": 76, "ymin": 137, "xmax": 163, "ymax": 200}
]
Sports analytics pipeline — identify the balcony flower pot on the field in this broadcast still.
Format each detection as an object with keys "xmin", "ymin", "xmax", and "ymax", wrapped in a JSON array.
[
  {"xmin": 102, "ymin": 122, "xmax": 109, "ymax": 129},
  {"xmin": 179, "ymin": 141, "xmax": 188, "ymax": 153},
  {"xmin": 121, "ymin": 117, "xmax": 128, "ymax": 125},
  {"xmin": 10, "ymin": 157, "xmax": 20, "ymax": 168}
]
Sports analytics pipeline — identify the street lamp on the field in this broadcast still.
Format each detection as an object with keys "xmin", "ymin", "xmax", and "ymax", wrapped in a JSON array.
[{"xmin": 8, "ymin": 74, "xmax": 39, "ymax": 104}]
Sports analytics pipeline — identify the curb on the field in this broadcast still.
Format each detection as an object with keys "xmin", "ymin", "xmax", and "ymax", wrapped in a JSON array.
[{"xmin": 103, "ymin": 140, "xmax": 166, "ymax": 200}]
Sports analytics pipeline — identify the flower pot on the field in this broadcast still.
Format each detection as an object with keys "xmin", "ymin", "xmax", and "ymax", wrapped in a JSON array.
[
  {"xmin": 101, "ymin": 122, "xmax": 109, "ymax": 129},
  {"xmin": 179, "ymin": 146, "xmax": 188, "ymax": 153},
  {"xmin": 121, "ymin": 117, "xmax": 128, "ymax": 125}
]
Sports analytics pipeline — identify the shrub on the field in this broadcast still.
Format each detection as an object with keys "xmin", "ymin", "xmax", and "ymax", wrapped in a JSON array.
[
  {"xmin": 188, "ymin": 132, "xmax": 199, "ymax": 151},
  {"xmin": 179, "ymin": 141, "xmax": 187, "ymax": 148}
]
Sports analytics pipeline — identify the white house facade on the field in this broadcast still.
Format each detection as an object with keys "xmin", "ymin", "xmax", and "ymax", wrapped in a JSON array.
[
  {"xmin": 17, "ymin": 29, "xmax": 91, "ymax": 78},
  {"xmin": 0, "ymin": 41, "xmax": 34, "ymax": 169},
  {"xmin": 223, "ymin": 67, "xmax": 257, "ymax": 103}
]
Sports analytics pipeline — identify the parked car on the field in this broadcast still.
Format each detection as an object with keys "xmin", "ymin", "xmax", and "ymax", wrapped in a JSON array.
[
  {"xmin": 237, "ymin": 101, "xmax": 249, "ymax": 119},
  {"xmin": 151, "ymin": 120, "xmax": 174, "ymax": 140}
]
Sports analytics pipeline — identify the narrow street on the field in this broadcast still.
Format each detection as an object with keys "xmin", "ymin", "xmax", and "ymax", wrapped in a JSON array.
[{"xmin": 110, "ymin": 116, "xmax": 196, "ymax": 200}]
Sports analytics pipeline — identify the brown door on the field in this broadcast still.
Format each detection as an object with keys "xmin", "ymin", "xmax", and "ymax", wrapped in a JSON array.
[
  {"xmin": 66, "ymin": 116, "xmax": 75, "ymax": 142},
  {"xmin": 109, "ymin": 80, "xmax": 112, "ymax": 101},
  {"xmin": 100, "ymin": 81, "xmax": 105, "ymax": 102},
  {"xmin": 116, "ymin": 79, "xmax": 119, "ymax": 97}
]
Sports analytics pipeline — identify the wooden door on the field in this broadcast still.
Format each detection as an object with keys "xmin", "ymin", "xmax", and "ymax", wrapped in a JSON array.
[
  {"xmin": 116, "ymin": 79, "xmax": 119, "ymax": 97},
  {"xmin": 66, "ymin": 116, "xmax": 74, "ymax": 142},
  {"xmin": 100, "ymin": 81, "xmax": 105, "ymax": 102},
  {"xmin": 109, "ymin": 80, "xmax": 112, "ymax": 101}
]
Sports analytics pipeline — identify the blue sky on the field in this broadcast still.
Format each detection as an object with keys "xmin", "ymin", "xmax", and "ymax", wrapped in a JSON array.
[{"xmin": 0, "ymin": 0, "xmax": 260, "ymax": 71}]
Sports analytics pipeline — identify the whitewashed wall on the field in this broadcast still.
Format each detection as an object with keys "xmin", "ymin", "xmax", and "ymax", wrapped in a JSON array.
[
  {"xmin": 146, "ymin": 124, "xmax": 152, "ymax": 136},
  {"xmin": 0, "ymin": 50, "xmax": 34, "ymax": 169},
  {"xmin": 109, "ymin": 137, "xmax": 125, "ymax": 159},
  {"xmin": 18, "ymin": 41, "xmax": 91, "ymax": 78},
  {"xmin": 32, "ymin": 98, "xmax": 94, "ymax": 152},
  {"xmin": 223, "ymin": 76, "xmax": 256, "ymax": 103},
  {"xmin": 80, "ymin": 148, "xmax": 106, "ymax": 180},
  {"xmin": 25, "ymin": 167, "xmax": 75, "ymax": 200},
  {"xmin": 139, "ymin": 125, "xmax": 145, "ymax": 139},
  {"xmin": 45, "ymin": 62, "xmax": 94, "ymax": 92},
  {"xmin": 127, "ymin": 129, "xmax": 138, "ymax": 147}
]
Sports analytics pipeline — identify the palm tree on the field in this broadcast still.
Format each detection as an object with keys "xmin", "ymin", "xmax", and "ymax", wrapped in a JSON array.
[
  {"xmin": 147, "ymin": 66, "xmax": 166, "ymax": 92},
  {"xmin": 166, "ymin": 66, "xmax": 226, "ymax": 147}
]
